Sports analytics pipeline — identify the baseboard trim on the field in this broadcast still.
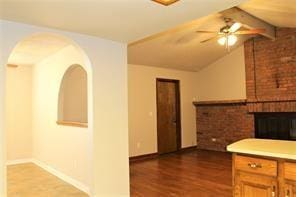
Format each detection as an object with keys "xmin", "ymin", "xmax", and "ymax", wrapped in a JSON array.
[
  {"xmin": 6, "ymin": 158, "xmax": 33, "ymax": 165},
  {"xmin": 179, "ymin": 145, "xmax": 197, "ymax": 152},
  {"xmin": 32, "ymin": 159, "xmax": 90, "ymax": 195},
  {"xmin": 129, "ymin": 152, "xmax": 158, "ymax": 163},
  {"xmin": 6, "ymin": 158, "xmax": 90, "ymax": 195},
  {"xmin": 129, "ymin": 146, "xmax": 197, "ymax": 162}
]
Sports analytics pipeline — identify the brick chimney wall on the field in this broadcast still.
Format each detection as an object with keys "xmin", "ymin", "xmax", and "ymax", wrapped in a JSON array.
[
  {"xmin": 195, "ymin": 28, "xmax": 296, "ymax": 151},
  {"xmin": 195, "ymin": 101, "xmax": 254, "ymax": 151},
  {"xmin": 245, "ymin": 28, "xmax": 296, "ymax": 112}
]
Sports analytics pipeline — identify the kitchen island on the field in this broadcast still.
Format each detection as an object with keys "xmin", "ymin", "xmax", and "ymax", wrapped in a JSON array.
[{"xmin": 227, "ymin": 139, "xmax": 296, "ymax": 197}]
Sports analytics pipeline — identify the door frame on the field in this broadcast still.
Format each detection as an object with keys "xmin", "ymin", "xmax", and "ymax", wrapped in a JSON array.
[{"xmin": 156, "ymin": 78, "xmax": 182, "ymax": 154}]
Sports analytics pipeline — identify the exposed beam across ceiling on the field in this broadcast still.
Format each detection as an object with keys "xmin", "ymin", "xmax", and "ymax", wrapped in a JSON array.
[
  {"xmin": 7, "ymin": 64, "xmax": 18, "ymax": 68},
  {"xmin": 221, "ymin": 7, "xmax": 276, "ymax": 40}
]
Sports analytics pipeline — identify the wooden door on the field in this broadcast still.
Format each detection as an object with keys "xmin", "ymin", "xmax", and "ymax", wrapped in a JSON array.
[
  {"xmin": 234, "ymin": 172, "xmax": 278, "ymax": 197},
  {"xmin": 156, "ymin": 79, "xmax": 181, "ymax": 154}
]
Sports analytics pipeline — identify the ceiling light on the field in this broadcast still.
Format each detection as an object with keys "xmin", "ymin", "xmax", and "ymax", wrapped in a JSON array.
[
  {"xmin": 152, "ymin": 0, "xmax": 179, "ymax": 6},
  {"xmin": 229, "ymin": 22, "xmax": 242, "ymax": 33},
  {"xmin": 227, "ymin": 35, "xmax": 237, "ymax": 46},
  {"xmin": 218, "ymin": 37, "xmax": 226, "ymax": 45},
  {"xmin": 218, "ymin": 35, "xmax": 237, "ymax": 47}
]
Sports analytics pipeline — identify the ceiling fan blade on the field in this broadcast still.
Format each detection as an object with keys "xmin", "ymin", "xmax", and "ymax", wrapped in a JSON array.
[
  {"xmin": 234, "ymin": 29, "xmax": 266, "ymax": 35},
  {"xmin": 229, "ymin": 22, "xmax": 242, "ymax": 33},
  {"xmin": 200, "ymin": 35, "xmax": 219, "ymax": 43},
  {"xmin": 196, "ymin": 30, "xmax": 217, "ymax": 33}
]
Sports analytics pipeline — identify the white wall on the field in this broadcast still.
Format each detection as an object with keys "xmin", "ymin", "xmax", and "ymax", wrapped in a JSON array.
[
  {"xmin": 128, "ymin": 46, "xmax": 246, "ymax": 157},
  {"xmin": 32, "ymin": 45, "xmax": 91, "ymax": 190},
  {"xmin": 128, "ymin": 64, "xmax": 197, "ymax": 157},
  {"xmin": 0, "ymin": 20, "xmax": 129, "ymax": 197},
  {"xmin": 0, "ymin": 20, "xmax": 7, "ymax": 193},
  {"xmin": 196, "ymin": 46, "xmax": 246, "ymax": 101},
  {"xmin": 59, "ymin": 65, "xmax": 88, "ymax": 123},
  {"xmin": 6, "ymin": 66, "xmax": 32, "ymax": 161}
]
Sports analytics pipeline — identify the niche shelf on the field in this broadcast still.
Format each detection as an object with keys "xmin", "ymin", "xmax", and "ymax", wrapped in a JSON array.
[{"xmin": 57, "ymin": 64, "xmax": 88, "ymax": 128}]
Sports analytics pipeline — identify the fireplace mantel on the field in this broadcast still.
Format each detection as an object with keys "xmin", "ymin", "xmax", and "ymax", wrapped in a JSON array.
[
  {"xmin": 247, "ymin": 100, "xmax": 296, "ymax": 113},
  {"xmin": 193, "ymin": 99, "xmax": 246, "ymax": 106}
]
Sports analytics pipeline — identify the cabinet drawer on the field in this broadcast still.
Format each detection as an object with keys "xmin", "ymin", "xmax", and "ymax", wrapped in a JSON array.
[
  {"xmin": 284, "ymin": 162, "xmax": 296, "ymax": 181},
  {"xmin": 235, "ymin": 155, "xmax": 277, "ymax": 177}
]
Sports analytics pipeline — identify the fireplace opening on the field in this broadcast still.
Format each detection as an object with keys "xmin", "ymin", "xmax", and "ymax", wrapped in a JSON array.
[{"xmin": 255, "ymin": 113, "xmax": 296, "ymax": 141}]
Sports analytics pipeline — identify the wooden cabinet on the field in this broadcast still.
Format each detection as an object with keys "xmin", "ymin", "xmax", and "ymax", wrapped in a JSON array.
[
  {"xmin": 235, "ymin": 155, "xmax": 277, "ymax": 177},
  {"xmin": 283, "ymin": 183, "xmax": 296, "ymax": 197},
  {"xmin": 233, "ymin": 154, "xmax": 296, "ymax": 197},
  {"xmin": 284, "ymin": 162, "xmax": 296, "ymax": 182},
  {"xmin": 234, "ymin": 171, "xmax": 277, "ymax": 197},
  {"xmin": 284, "ymin": 162, "xmax": 296, "ymax": 197}
]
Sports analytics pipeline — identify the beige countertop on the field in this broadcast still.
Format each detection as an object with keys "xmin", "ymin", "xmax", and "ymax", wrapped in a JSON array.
[{"xmin": 227, "ymin": 138, "xmax": 296, "ymax": 160}]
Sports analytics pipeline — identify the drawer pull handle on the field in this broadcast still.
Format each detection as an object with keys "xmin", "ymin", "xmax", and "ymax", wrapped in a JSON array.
[
  {"xmin": 272, "ymin": 185, "xmax": 276, "ymax": 197},
  {"xmin": 248, "ymin": 162, "xmax": 262, "ymax": 169}
]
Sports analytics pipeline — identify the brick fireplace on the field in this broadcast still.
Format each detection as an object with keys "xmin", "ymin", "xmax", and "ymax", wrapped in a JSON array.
[
  {"xmin": 194, "ymin": 28, "xmax": 296, "ymax": 151},
  {"xmin": 255, "ymin": 113, "xmax": 296, "ymax": 140}
]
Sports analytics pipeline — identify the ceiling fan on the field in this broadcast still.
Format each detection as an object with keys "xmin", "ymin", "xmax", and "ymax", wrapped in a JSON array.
[{"xmin": 196, "ymin": 18, "xmax": 266, "ymax": 50}]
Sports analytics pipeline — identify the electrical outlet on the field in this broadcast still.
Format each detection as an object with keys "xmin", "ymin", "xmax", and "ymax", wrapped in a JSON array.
[{"xmin": 137, "ymin": 142, "xmax": 141, "ymax": 149}]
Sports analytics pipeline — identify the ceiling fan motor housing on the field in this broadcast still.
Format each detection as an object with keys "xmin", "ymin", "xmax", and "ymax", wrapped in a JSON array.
[{"xmin": 220, "ymin": 26, "xmax": 231, "ymax": 34}]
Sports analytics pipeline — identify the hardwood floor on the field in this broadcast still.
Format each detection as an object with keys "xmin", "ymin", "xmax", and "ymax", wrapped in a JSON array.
[{"xmin": 130, "ymin": 150, "xmax": 232, "ymax": 197}]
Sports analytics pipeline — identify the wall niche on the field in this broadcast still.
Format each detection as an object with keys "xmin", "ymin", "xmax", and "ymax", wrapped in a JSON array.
[{"xmin": 57, "ymin": 64, "xmax": 88, "ymax": 127}]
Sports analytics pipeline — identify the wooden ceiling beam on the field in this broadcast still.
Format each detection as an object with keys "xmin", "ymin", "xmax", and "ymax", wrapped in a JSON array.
[
  {"xmin": 7, "ymin": 64, "xmax": 19, "ymax": 68},
  {"xmin": 221, "ymin": 7, "xmax": 275, "ymax": 40}
]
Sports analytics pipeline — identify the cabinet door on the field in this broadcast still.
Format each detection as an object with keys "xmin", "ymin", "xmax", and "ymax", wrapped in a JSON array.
[
  {"xmin": 283, "ymin": 183, "xmax": 296, "ymax": 197},
  {"xmin": 235, "ymin": 172, "xmax": 278, "ymax": 197}
]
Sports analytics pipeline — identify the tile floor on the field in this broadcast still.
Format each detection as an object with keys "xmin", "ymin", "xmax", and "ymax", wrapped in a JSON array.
[{"xmin": 7, "ymin": 163, "xmax": 88, "ymax": 197}]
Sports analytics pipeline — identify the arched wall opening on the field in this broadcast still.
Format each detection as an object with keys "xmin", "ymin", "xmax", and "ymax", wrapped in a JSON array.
[
  {"xmin": 5, "ymin": 32, "xmax": 94, "ymax": 195},
  {"xmin": 1, "ymin": 20, "xmax": 130, "ymax": 197},
  {"xmin": 57, "ymin": 64, "xmax": 88, "ymax": 127}
]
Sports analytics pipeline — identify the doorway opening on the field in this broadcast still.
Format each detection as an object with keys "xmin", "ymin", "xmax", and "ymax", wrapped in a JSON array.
[
  {"xmin": 156, "ymin": 78, "xmax": 181, "ymax": 154},
  {"xmin": 5, "ymin": 33, "xmax": 93, "ymax": 196}
]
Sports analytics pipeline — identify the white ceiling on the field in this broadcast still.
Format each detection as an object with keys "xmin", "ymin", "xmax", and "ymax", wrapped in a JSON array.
[
  {"xmin": 128, "ymin": 13, "xmax": 250, "ymax": 71},
  {"xmin": 0, "ymin": 0, "xmax": 247, "ymax": 43},
  {"xmin": 3, "ymin": 0, "xmax": 295, "ymax": 71},
  {"xmin": 128, "ymin": 0, "xmax": 296, "ymax": 71},
  {"xmin": 239, "ymin": 0, "xmax": 296, "ymax": 27},
  {"xmin": 8, "ymin": 33, "xmax": 70, "ymax": 66}
]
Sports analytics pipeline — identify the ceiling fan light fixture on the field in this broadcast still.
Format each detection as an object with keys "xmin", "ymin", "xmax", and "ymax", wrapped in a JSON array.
[
  {"xmin": 217, "ymin": 35, "xmax": 237, "ymax": 46},
  {"xmin": 227, "ymin": 34, "xmax": 237, "ymax": 46},
  {"xmin": 229, "ymin": 22, "xmax": 242, "ymax": 33},
  {"xmin": 218, "ymin": 37, "xmax": 226, "ymax": 45},
  {"xmin": 152, "ymin": 0, "xmax": 179, "ymax": 6},
  {"xmin": 218, "ymin": 35, "xmax": 237, "ymax": 46}
]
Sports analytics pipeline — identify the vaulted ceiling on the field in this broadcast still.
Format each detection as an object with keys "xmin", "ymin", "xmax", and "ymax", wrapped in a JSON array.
[
  {"xmin": 128, "ymin": 13, "xmax": 250, "ymax": 71},
  {"xmin": 239, "ymin": 0, "xmax": 296, "ymax": 28},
  {"xmin": 128, "ymin": 0, "xmax": 296, "ymax": 71}
]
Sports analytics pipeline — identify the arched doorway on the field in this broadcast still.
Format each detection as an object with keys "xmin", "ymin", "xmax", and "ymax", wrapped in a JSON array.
[{"xmin": 5, "ymin": 32, "xmax": 93, "ymax": 196}]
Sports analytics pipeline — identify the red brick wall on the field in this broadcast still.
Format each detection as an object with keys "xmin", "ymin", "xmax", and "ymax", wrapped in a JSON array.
[
  {"xmin": 196, "ymin": 102, "xmax": 254, "ymax": 151},
  {"xmin": 195, "ymin": 28, "xmax": 296, "ymax": 151},
  {"xmin": 245, "ymin": 28, "xmax": 296, "ymax": 102}
]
